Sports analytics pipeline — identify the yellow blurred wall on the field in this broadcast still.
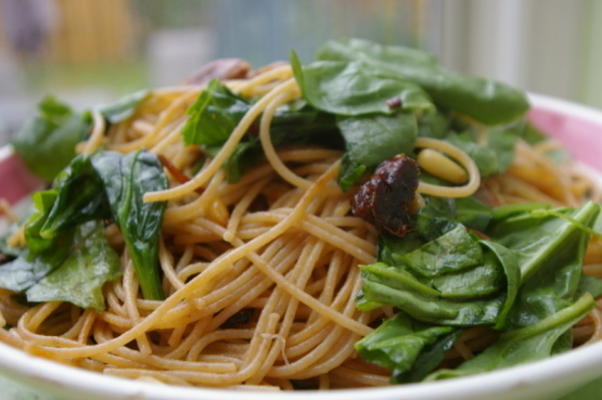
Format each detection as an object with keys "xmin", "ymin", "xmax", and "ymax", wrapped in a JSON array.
[{"xmin": 0, "ymin": 0, "xmax": 137, "ymax": 64}]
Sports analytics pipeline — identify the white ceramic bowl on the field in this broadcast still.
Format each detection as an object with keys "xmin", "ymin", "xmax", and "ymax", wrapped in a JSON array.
[{"xmin": 0, "ymin": 94, "xmax": 601, "ymax": 400}]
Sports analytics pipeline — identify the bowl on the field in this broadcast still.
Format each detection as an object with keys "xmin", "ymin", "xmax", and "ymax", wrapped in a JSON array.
[{"xmin": 0, "ymin": 93, "xmax": 601, "ymax": 400}]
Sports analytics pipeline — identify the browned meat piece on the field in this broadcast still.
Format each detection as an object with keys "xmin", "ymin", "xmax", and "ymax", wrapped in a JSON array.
[
  {"xmin": 351, "ymin": 154, "xmax": 419, "ymax": 237},
  {"xmin": 183, "ymin": 58, "xmax": 251, "ymax": 85}
]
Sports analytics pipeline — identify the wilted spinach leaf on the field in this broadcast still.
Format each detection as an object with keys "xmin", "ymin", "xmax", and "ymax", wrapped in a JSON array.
[
  {"xmin": 23, "ymin": 190, "xmax": 59, "ymax": 255},
  {"xmin": 427, "ymin": 293, "xmax": 594, "ymax": 380},
  {"xmin": 360, "ymin": 223, "xmax": 520, "ymax": 327},
  {"xmin": 360, "ymin": 262, "xmax": 503, "ymax": 326},
  {"xmin": 338, "ymin": 154, "xmax": 368, "ymax": 192},
  {"xmin": 26, "ymin": 221, "xmax": 121, "ymax": 310},
  {"xmin": 489, "ymin": 202, "xmax": 599, "ymax": 282},
  {"xmin": 417, "ymin": 112, "xmax": 450, "ymax": 139},
  {"xmin": 181, "ymin": 79, "xmax": 342, "ymax": 183},
  {"xmin": 37, "ymin": 155, "xmax": 109, "ymax": 240},
  {"xmin": 316, "ymin": 38, "xmax": 529, "ymax": 125},
  {"xmin": 0, "ymin": 235, "xmax": 71, "ymax": 293},
  {"xmin": 15, "ymin": 150, "xmax": 167, "ymax": 301},
  {"xmin": 182, "ymin": 79, "xmax": 250, "ymax": 147},
  {"xmin": 400, "ymin": 225, "xmax": 483, "ymax": 278},
  {"xmin": 416, "ymin": 196, "xmax": 492, "ymax": 240},
  {"xmin": 291, "ymin": 52, "xmax": 434, "ymax": 116},
  {"xmin": 99, "ymin": 89, "xmax": 150, "ymax": 124},
  {"xmin": 446, "ymin": 128, "xmax": 517, "ymax": 178},
  {"xmin": 422, "ymin": 203, "xmax": 599, "ymax": 379},
  {"xmin": 355, "ymin": 313, "xmax": 459, "ymax": 383},
  {"xmin": 12, "ymin": 96, "xmax": 92, "ymax": 181},
  {"xmin": 577, "ymin": 275, "xmax": 602, "ymax": 299},
  {"xmin": 335, "ymin": 112, "xmax": 417, "ymax": 189},
  {"xmin": 91, "ymin": 151, "xmax": 167, "ymax": 300}
]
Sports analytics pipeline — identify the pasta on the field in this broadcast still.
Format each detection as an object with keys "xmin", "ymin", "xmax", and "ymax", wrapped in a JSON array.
[{"xmin": 3, "ymin": 39, "xmax": 602, "ymax": 391}]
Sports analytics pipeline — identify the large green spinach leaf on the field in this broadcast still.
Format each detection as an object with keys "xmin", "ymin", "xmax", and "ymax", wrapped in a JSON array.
[
  {"xmin": 37, "ymin": 155, "xmax": 109, "ymax": 240},
  {"xmin": 415, "ymin": 196, "xmax": 492, "ymax": 240},
  {"xmin": 98, "ymin": 89, "xmax": 150, "ymax": 124},
  {"xmin": 427, "ymin": 293, "xmax": 594, "ymax": 380},
  {"xmin": 421, "ymin": 203, "xmax": 599, "ymax": 379},
  {"xmin": 181, "ymin": 80, "xmax": 341, "ymax": 183},
  {"xmin": 359, "ymin": 263, "xmax": 503, "ymax": 326},
  {"xmin": 336, "ymin": 112, "xmax": 417, "ymax": 190},
  {"xmin": 446, "ymin": 126, "xmax": 519, "ymax": 178},
  {"xmin": 12, "ymin": 96, "xmax": 92, "ymax": 181},
  {"xmin": 291, "ymin": 52, "xmax": 434, "ymax": 116},
  {"xmin": 91, "ymin": 151, "xmax": 167, "ymax": 300},
  {"xmin": 355, "ymin": 313, "xmax": 460, "ymax": 383},
  {"xmin": 0, "ymin": 221, "xmax": 120, "ymax": 310},
  {"xmin": 26, "ymin": 221, "xmax": 121, "ymax": 310},
  {"xmin": 182, "ymin": 80, "xmax": 250, "ymax": 147},
  {"xmin": 316, "ymin": 39, "xmax": 529, "ymax": 124},
  {"xmin": 0, "ymin": 238, "xmax": 70, "ymax": 293},
  {"xmin": 489, "ymin": 202, "xmax": 599, "ymax": 282},
  {"xmin": 400, "ymin": 225, "xmax": 483, "ymax": 278},
  {"xmin": 17, "ymin": 150, "xmax": 168, "ymax": 301},
  {"xmin": 360, "ymin": 224, "xmax": 520, "ymax": 327}
]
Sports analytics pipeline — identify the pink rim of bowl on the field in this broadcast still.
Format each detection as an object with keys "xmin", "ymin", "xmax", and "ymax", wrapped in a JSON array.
[{"xmin": 0, "ymin": 93, "xmax": 601, "ymax": 400}]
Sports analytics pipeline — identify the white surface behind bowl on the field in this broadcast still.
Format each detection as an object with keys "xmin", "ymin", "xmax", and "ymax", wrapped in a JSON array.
[{"xmin": 0, "ymin": 94, "xmax": 601, "ymax": 400}]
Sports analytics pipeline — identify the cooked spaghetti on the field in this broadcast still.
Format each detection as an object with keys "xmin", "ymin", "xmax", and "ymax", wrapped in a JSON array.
[{"xmin": 2, "ymin": 39, "xmax": 602, "ymax": 390}]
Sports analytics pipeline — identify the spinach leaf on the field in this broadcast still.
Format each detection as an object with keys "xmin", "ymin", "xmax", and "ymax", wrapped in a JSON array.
[
  {"xmin": 361, "ymin": 226, "xmax": 519, "ymax": 327},
  {"xmin": 427, "ymin": 293, "xmax": 594, "ymax": 380},
  {"xmin": 37, "ymin": 155, "xmax": 109, "ymax": 240},
  {"xmin": 378, "ymin": 232, "xmax": 424, "ymax": 266},
  {"xmin": 335, "ymin": 112, "xmax": 417, "ymax": 189},
  {"xmin": 416, "ymin": 196, "xmax": 492, "ymax": 240},
  {"xmin": 360, "ymin": 263, "xmax": 503, "ymax": 326},
  {"xmin": 14, "ymin": 150, "xmax": 167, "ymax": 301},
  {"xmin": 26, "ymin": 221, "xmax": 121, "ymax": 310},
  {"xmin": 181, "ymin": 80, "xmax": 341, "ymax": 183},
  {"xmin": 499, "ymin": 203, "xmax": 599, "ymax": 328},
  {"xmin": 291, "ymin": 52, "xmax": 434, "ymax": 116},
  {"xmin": 12, "ymin": 96, "xmax": 92, "ymax": 181},
  {"xmin": 23, "ymin": 190, "xmax": 59, "ymax": 254},
  {"xmin": 0, "ymin": 222, "xmax": 120, "ymax": 310},
  {"xmin": 0, "ymin": 244, "xmax": 67, "ymax": 293},
  {"xmin": 523, "ymin": 122, "xmax": 548, "ymax": 145},
  {"xmin": 424, "ymin": 204, "xmax": 599, "ymax": 380},
  {"xmin": 395, "ymin": 330, "xmax": 460, "ymax": 383},
  {"xmin": 355, "ymin": 313, "xmax": 458, "ymax": 383},
  {"xmin": 489, "ymin": 202, "xmax": 599, "ymax": 282},
  {"xmin": 447, "ymin": 129, "xmax": 516, "ymax": 178},
  {"xmin": 338, "ymin": 154, "xmax": 368, "ymax": 192},
  {"xmin": 400, "ymin": 225, "xmax": 483, "ymax": 278},
  {"xmin": 98, "ymin": 89, "xmax": 150, "ymax": 124},
  {"xmin": 329, "ymin": 38, "xmax": 439, "ymax": 67},
  {"xmin": 480, "ymin": 240, "xmax": 521, "ymax": 328},
  {"xmin": 418, "ymin": 112, "xmax": 450, "ymax": 139},
  {"xmin": 430, "ymin": 251, "xmax": 504, "ymax": 299},
  {"xmin": 91, "ymin": 151, "xmax": 167, "ymax": 300},
  {"xmin": 222, "ymin": 139, "xmax": 263, "ymax": 184},
  {"xmin": 317, "ymin": 39, "xmax": 529, "ymax": 125},
  {"xmin": 577, "ymin": 275, "xmax": 602, "ymax": 298},
  {"xmin": 182, "ymin": 79, "xmax": 250, "ymax": 147}
]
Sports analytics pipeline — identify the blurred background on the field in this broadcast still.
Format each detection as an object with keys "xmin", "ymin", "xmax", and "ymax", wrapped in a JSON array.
[{"xmin": 0, "ymin": 0, "xmax": 599, "ymax": 143}]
